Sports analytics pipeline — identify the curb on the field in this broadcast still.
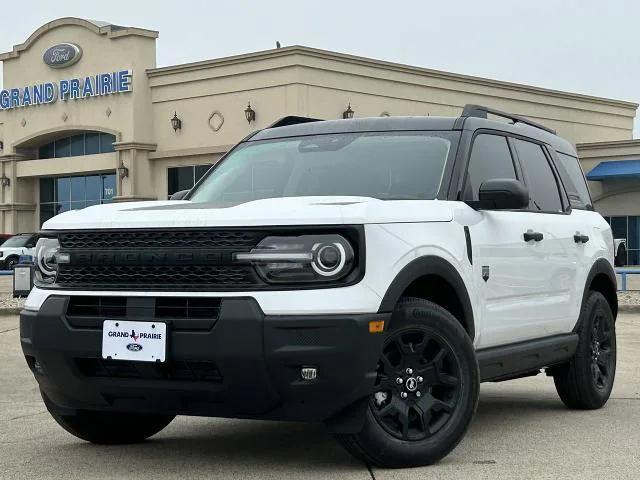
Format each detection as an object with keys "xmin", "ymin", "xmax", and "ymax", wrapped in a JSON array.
[{"xmin": 618, "ymin": 304, "xmax": 640, "ymax": 314}]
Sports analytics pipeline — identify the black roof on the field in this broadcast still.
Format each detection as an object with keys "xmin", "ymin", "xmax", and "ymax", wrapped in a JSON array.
[{"xmin": 248, "ymin": 106, "xmax": 577, "ymax": 157}]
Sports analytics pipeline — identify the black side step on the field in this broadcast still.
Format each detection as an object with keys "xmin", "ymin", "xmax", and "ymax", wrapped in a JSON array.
[{"xmin": 477, "ymin": 334, "xmax": 578, "ymax": 382}]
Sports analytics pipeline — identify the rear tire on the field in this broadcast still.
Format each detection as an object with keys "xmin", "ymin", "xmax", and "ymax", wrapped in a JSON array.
[
  {"xmin": 553, "ymin": 291, "xmax": 616, "ymax": 409},
  {"xmin": 336, "ymin": 297, "xmax": 479, "ymax": 468},
  {"xmin": 5, "ymin": 257, "xmax": 18, "ymax": 270},
  {"xmin": 42, "ymin": 391, "xmax": 175, "ymax": 444}
]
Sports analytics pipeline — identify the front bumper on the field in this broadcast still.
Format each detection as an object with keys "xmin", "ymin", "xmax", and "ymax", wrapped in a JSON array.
[{"xmin": 20, "ymin": 296, "xmax": 388, "ymax": 426}]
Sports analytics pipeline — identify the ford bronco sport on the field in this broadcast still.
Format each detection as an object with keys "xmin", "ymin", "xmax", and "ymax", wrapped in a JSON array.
[{"xmin": 21, "ymin": 105, "xmax": 617, "ymax": 468}]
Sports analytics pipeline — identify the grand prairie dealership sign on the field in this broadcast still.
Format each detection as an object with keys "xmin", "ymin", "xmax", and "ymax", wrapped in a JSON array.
[{"xmin": 0, "ymin": 69, "xmax": 132, "ymax": 110}]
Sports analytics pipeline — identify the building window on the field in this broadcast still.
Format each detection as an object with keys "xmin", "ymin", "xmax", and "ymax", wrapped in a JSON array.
[
  {"xmin": 38, "ymin": 132, "xmax": 116, "ymax": 159},
  {"xmin": 39, "ymin": 173, "xmax": 116, "ymax": 226},
  {"xmin": 167, "ymin": 164, "xmax": 213, "ymax": 197},
  {"xmin": 604, "ymin": 216, "xmax": 640, "ymax": 265}
]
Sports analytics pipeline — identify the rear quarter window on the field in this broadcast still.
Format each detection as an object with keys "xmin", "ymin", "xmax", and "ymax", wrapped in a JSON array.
[{"xmin": 555, "ymin": 152, "xmax": 593, "ymax": 210}]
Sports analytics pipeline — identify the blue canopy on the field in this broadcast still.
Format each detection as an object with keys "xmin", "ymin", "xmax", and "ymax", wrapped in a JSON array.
[{"xmin": 586, "ymin": 160, "xmax": 640, "ymax": 181}]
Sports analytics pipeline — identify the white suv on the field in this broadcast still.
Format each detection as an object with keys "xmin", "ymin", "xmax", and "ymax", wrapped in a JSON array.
[
  {"xmin": 0, "ymin": 233, "xmax": 38, "ymax": 269},
  {"xmin": 21, "ymin": 105, "xmax": 617, "ymax": 468}
]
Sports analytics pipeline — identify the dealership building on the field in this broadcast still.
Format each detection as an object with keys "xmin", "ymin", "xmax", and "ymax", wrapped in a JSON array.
[{"xmin": 2, "ymin": 17, "xmax": 640, "ymax": 259}]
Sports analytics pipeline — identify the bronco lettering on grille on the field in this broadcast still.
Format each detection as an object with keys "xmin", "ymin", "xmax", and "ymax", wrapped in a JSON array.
[{"xmin": 71, "ymin": 250, "xmax": 234, "ymax": 266}]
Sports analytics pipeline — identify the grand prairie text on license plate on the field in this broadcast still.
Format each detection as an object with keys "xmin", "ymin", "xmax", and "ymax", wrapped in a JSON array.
[{"xmin": 102, "ymin": 320, "xmax": 167, "ymax": 362}]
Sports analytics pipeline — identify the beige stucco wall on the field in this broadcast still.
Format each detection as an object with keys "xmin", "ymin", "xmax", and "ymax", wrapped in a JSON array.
[
  {"xmin": 147, "ymin": 47, "xmax": 637, "ymax": 148},
  {"xmin": 289, "ymin": 51, "xmax": 635, "ymax": 144},
  {"xmin": 0, "ymin": 19, "xmax": 638, "ymax": 233}
]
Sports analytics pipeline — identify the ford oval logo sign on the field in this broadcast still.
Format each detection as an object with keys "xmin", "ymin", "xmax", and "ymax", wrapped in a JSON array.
[
  {"xmin": 43, "ymin": 43, "xmax": 82, "ymax": 69},
  {"xmin": 126, "ymin": 343, "xmax": 143, "ymax": 352}
]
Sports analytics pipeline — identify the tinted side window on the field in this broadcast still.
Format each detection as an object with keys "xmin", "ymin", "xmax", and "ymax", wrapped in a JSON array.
[
  {"xmin": 555, "ymin": 152, "xmax": 592, "ymax": 210},
  {"xmin": 25, "ymin": 236, "xmax": 38, "ymax": 248},
  {"xmin": 464, "ymin": 134, "xmax": 517, "ymax": 201},
  {"xmin": 514, "ymin": 139, "xmax": 563, "ymax": 213}
]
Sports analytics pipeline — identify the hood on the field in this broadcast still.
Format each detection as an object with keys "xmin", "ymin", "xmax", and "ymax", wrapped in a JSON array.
[{"xmin": 42, "ymin": 196, "xmax": 454, "ymax": 230}]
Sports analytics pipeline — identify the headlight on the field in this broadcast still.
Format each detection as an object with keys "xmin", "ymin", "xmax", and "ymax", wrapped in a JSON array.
[
  {"xmin": 34, "ymin": 237, "xmax": 67, "ymax": 284},
  {"xmin": 234, "ymin": 234, "xmax": 355, "ymax": 284}
]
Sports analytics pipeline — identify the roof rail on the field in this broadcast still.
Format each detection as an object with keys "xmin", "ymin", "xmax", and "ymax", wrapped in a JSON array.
[
  {"xmin": 461, "ymin": 104, "xmax": 556, "ymax": 135},
  {"xmin": 267, "ymin": 116, "xmax": 323, "ymax": 129}
]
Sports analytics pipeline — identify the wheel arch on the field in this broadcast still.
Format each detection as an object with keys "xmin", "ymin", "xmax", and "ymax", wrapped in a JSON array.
[
  {"xmin": 3, "ymin": 254, "xmax": 20, "ymax": 265},
  {"xmin": 579, "ymin": 258, "xmax": 618, "ymax": 328},
  {"xmin": 378, "ymin": 256, "xmax": 475, "ymax": 340}
]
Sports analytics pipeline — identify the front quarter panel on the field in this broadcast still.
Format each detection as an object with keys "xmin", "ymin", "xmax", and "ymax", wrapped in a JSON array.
[{"xmin": 362, "ymin": 221, "xmax": 477, "ymax": 340}]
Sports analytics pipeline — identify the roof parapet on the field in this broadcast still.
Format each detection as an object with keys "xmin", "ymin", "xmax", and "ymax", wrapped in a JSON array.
[{"xmin": 0, "ymin": 17, "xmax": 158, "ymax": 61}]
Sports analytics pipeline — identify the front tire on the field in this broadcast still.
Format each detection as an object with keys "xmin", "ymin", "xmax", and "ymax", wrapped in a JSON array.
[
  {"xmin": 336, "ymin": 297, "xmax": 479, "ymax": 468},
  {"xmin": 42, "ymin": 392, "xmax": 175, "ymax": 444},
  {"xmin": 5, "ymin": 257, "xmax": 18, "ymax": 270},
  {"xmin": 553, "ymin": 291, "xmax": 616, "ymax": 409}
]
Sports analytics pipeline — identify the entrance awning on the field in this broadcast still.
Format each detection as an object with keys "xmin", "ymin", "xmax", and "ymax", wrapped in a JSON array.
[{"xmin": 586, "ymin": 160, "xmax": 640, "ymax": 181}]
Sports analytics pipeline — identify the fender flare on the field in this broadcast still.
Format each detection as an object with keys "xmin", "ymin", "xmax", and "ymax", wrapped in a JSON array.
[
  {"xmin": 577, "ymin": 258, "xmax": 618, "ymax": 330},
  {"xmin": 377, "ymin": 255, "xmax": 475, "ymax": 340}
]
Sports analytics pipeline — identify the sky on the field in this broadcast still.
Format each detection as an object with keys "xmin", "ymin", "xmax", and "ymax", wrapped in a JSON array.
[{"xmin": 1, "ymin": 0, "xmax": 639, "ymax": 134}]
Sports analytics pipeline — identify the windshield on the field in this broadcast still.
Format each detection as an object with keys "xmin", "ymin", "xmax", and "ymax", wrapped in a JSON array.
[
  {"xmin": 1, "ymin": 235, "xmax": 32, "ymax": 248},
  {"xmin": 189, "ymin": 131, "xmax": 457, "ymax": 203}
]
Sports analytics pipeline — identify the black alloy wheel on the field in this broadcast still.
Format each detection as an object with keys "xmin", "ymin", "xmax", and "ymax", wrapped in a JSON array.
[
  {"xmin": 589, "ymin": 310, "xmax": 615, "ymax": 391},
  {"xmin": 335, "ymin": 297, "xmax": 479, "ymax": 468},
  {"xmin": 553, "ymin": 291, "xmax": 616, "ymax": 410},
  {"xmin": 370, "ymin": 327, "xmax": 462, "ymax": 441}
]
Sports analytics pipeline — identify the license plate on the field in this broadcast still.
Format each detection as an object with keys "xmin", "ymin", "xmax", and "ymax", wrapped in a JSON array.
[{"xmin": 102, "ymin": 320, "xmax": 167, "ymax": 362}]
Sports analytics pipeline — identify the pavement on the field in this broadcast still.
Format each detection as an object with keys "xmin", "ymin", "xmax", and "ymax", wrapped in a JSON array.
[
  {"xmin": 1, "ymin": 313, "xmax": 639, "ymax": 480},
  {"xmin": 0, "ymin": 275, "xmax": 23, "ymax": 312}
]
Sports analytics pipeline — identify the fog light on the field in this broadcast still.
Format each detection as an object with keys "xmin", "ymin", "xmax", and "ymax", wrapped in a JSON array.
[{"xmin": 300, "ymin": 367, "xmax": 318, "ymax": 381}]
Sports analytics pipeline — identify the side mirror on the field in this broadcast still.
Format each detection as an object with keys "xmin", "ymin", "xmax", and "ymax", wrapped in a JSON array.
[
  {"xmin": 170, "ymin": 189, "xmax": 190, "ymax": 201},
  {"xmin": 474, "ymin": 178, "xmax": 529, "ymax": 210}
]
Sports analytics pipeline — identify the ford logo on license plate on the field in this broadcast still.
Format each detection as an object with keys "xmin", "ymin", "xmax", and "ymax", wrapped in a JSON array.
[{"xmin": 127, "ymin": 343, "xmax": 143, "ymax": 352}]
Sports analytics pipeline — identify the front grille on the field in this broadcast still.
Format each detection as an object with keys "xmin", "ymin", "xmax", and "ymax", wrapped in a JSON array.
[
  {"xmin": 66, "ymin": 296, "xmax": 222, "ymax": 330},
  {"xmin": 53, "ymin": 228, "xmax": 266, "ymax": 290},
  {"xmin": 75, "ymin": 358, "xmax": 223, "ymax": 382},
  {"xmin": 57, "ymin": 265, "xmax": 257, "ymax": 290},
  {"xmin": 45, "ymin": 226, "xmax": 364, "ymax": 291},
  {"xmin": 58, "ymin": 229, "xmax": 261, "ymax": 249}
]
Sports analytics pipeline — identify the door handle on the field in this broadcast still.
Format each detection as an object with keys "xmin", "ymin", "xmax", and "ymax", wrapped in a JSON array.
[
  {"xmin": 524, "ymin": 231, "xmax": 544, "ymax": 242},
  {"xmin": 574, "ymin": 233, "xmax": 590, "ymax": 244}
]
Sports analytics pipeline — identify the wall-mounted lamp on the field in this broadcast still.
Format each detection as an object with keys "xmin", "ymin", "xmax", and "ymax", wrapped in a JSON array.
[
  {"xmin": 170, "ymin": 111, "xmax": 182, "ymax": 132},
  {"xmin": 117, "ymin": 165, "xmax": 129, "ymax": 179},
  {"xmin": 342, "ymin": 103, "xmax": 354, "ymax": 119},
  {"xmin": 245, "ymin": 103, "xmax": 256, "ymax": 124},
  {"xmin": 0, "ymin": 176, "xmax": 9, "ymax": 187},
  {"xmin": 0, "ymin": 141, "xmax": 4, "ymax": 150}
]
